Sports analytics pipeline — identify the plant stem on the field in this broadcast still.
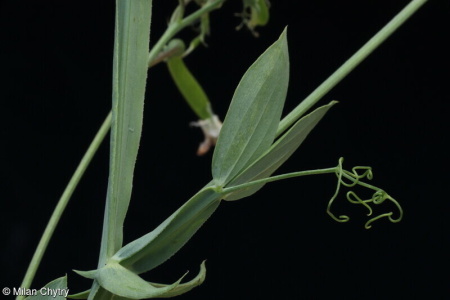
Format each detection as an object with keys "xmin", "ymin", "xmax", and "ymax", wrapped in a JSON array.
[
  {"xmin": 222, "ymin": 167, "xmax": 337, "ymax": 194},
  {"xmin": 18, "ymin": 2, "xmax": 225, "ymax": 292},
  {"xmin": 277, "ymin": 0, "xmax": 428, "ymax": 136},
  {"xmin": 17, "ymin": 112, "xmax": 112, "ymax": 299},
  {"xmin": 18, "ymin": 0, "xmax": 426, "ymax": 293},
  {"xmin": 147, "ymin": 0, "xmax": 225, "ymax": 66}
]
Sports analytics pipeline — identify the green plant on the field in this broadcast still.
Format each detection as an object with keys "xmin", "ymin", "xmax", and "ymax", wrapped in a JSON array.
[{"xmin": 14, "ymin": 0, "xmax": 429, "ymax": 299}]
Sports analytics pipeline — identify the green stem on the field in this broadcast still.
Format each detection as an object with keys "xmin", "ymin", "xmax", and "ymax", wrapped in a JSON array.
[
  {"xmin": 277, "ymin": 0, "xmax": 428, "ymax": 136},
  {"xmin": 147, "ymin": 0, "xmax": 225, "ymax": 66},
  {"xmin": 18, "ymin": 0, "xmax": 424, "ymax": 292},
  {"xmin": 17, "ymin": 112, "xmax": 112, "ymax": 299},
  {"xmin": 221, "ymin": 167, "xmax": 336, "ymax": 194},
  {"xmin": 341, "ymin": 171, "xmax": 379, "ymax": 191},
  {"xmin": 18, "ymin": 2, "xmax": 225, "ymax": 292}
]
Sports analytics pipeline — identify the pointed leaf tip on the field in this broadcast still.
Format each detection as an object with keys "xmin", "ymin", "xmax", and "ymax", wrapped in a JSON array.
[
  {"xmin": 212, "ymin": 29, "xmax": 290, "ymax": 186},
  {"xmin": 150, "ymin": 260, "xmax": 207, "ymax": 298},
  {"xmin": 73, "ymin": 269, "xmax": 98, "ymax": 280},
  {"xmin": 95, "ymin": 261, "xmax": 206, "ymax": 299}
]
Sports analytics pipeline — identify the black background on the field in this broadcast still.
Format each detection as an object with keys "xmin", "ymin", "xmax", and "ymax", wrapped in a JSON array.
[{"xmin": 1, "ymin": 1, "xmax": 449, "ymax": 299}]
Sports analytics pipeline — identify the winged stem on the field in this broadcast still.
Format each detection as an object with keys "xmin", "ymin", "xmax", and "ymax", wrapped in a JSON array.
[
  {"xmin": 18, "ymin": 0, "xmax": 424, "ymax": 297},
  {"xmin": 17, "ymin": 2, "xmax": 225, "ymax": 294}
]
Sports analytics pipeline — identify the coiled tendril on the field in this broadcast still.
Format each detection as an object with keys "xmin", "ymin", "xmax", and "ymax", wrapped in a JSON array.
[{"xmin": 327, "ymin": 158, "xmax": 403, "ymax": 229}]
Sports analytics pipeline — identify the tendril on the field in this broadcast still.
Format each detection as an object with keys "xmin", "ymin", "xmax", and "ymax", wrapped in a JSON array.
[
  {"xmin": 327, "ymin": 157, "xmax": 403, "ymax": 229},
  {"xmin": 346, "ymin": 191, "xmax": 373, "ymax": 216},
  {"xmin": 340, "ymin": 166, "xmax": 373, "ymax": 187},
  {"xmin": 363, "ymin": 191, "xmax": 403, "ymax": 229},
  {"xmin": 327, "ymin": 158, "xmax": 349, "ymax": 223}
]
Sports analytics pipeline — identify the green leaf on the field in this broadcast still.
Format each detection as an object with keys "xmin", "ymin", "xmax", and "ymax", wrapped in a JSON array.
[
  {"xmin": 24, "ymin": 276, "xmax": 68, "ymax": 300},
  {"xmin": 73, "ymin": 269, "xmax": 98, "ymax": 280},
  {"xmin": 112, "ymin": 187, "xmax": 221, "ymax": 274},
  {"xmin": 141, "ymin": 261, "xmax": 207, "ymax": 298},
  {"xmin": 167, "ymin": 56, "xmax": 212, "ymax": 120},
  {"xmin": 97, "ymin": 0, "xmax": 153, "ymax": 267},
  {"xmin": 97, "ymin": 262, "xmax": 182, "ymax": 299},
  {"xmin": 224, "ymin": 101, "xmax": 337, "ymax": 200},
  {"xmin": 87, "ymin": 283, "xmax": 123, "ymax": 300},
  {"xmin": 212, "ymin": 28, "xmax": 289, "ymax": 186},
  {"xmin": 67, "ymin": 289, "xmax": 90, "ymax": 299},
  {"xmin": 94, "ymin": 261, "xmax": 205, "ymax": 299}
]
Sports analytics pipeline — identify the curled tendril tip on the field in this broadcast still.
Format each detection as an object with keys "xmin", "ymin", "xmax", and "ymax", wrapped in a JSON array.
[{"xmin": 327, "ymin": 158, "xmax": 403, "ymax": 229}]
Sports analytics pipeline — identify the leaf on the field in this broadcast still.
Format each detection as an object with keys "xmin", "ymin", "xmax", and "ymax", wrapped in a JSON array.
[
  {"xmin": 24, "ymin": 276, "xmax": 68, "ymax": 300},
  {"xmin": 98, "ymin": 0, "xmax": 153, "ymax": 266},
  {"xmin": 112, "ymin": 188, "xmax": 221, "ymax": 274},
  {"xmin": 224, "ymin": 101, "xmax": 337, "ymax": 200},
  {"xmin": 167, "ymin": 55, "xmax": 212, "ymax": 120},
  {"xmin": 141, "ymin": 261, "xmax": 207, "ymax": 298},
  {"xmin": 212, "ymin": 28, "xmax": 289, "ymax": 186},
  {"xmin": 96, "ymin": 262, "xmax": 182, "ymax": 299},
  {"xmin": 87, "ymin": 283, "xmax": 122, "ymax": 300},
  {"xmin": 73, "ymin": 269, "xmax": 98, "ymax": 280},
  {"xmin": 94, "ymin": 261, "xmax": 205, "ymax": 299},
  {"xmin": 67, "ymin": 289, "xmax": 90, "ymax": 299}
]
